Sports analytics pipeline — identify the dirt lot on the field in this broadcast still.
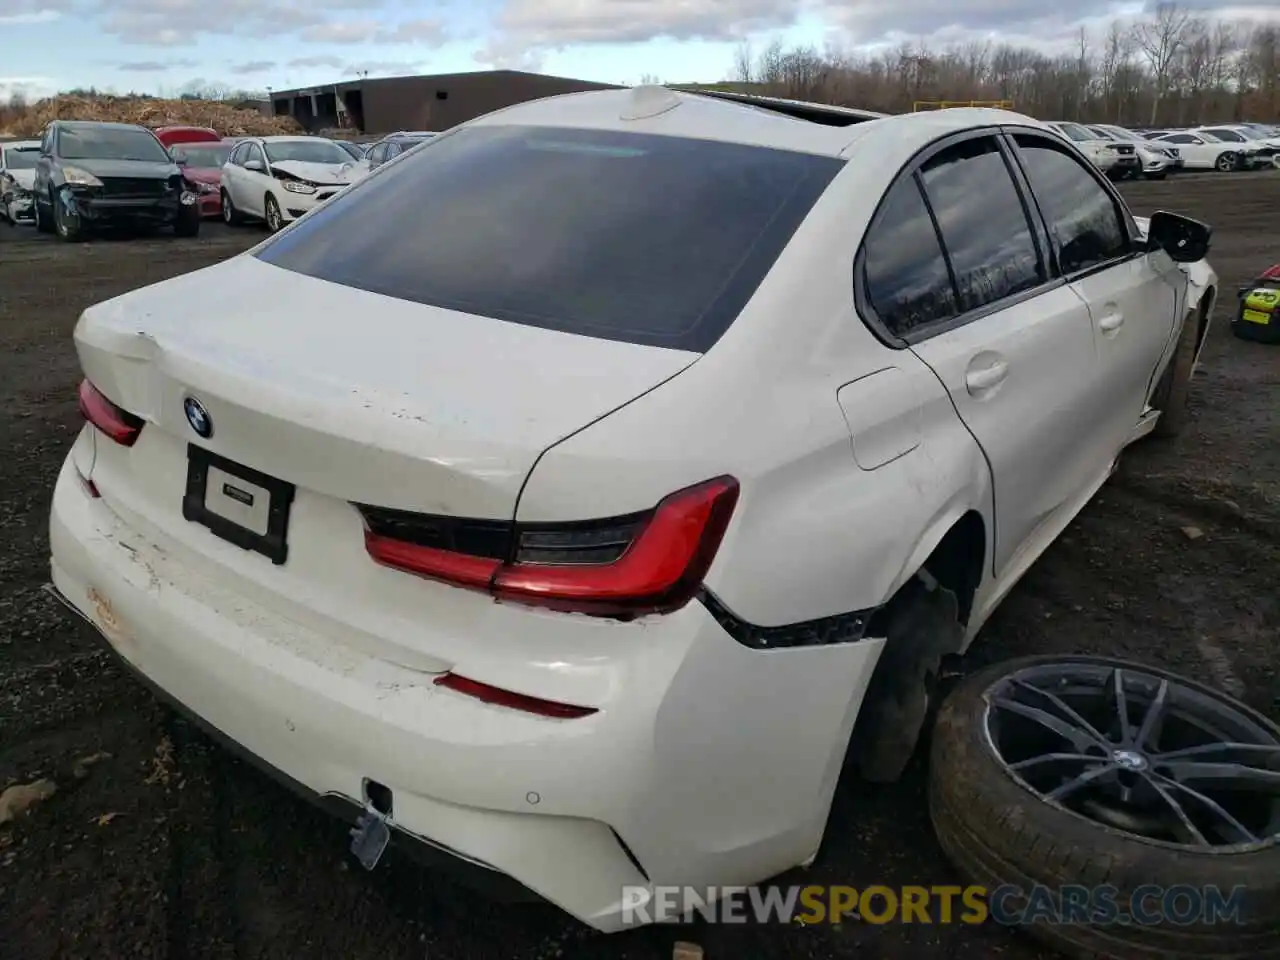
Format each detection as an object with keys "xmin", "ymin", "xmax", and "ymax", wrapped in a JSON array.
[{"xmin": 1, "ymin": 174, "xmax": 1277, "ymax": 960}]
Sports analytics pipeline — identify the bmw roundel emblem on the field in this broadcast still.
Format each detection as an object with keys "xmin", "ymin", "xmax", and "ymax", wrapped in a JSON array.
[{"xmin": 184, "ymin": 396, "xmax": 213, "ymax": 439}]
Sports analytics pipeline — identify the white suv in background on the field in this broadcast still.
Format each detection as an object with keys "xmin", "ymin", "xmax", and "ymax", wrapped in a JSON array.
[
  {"xmin": 220, "ymin": 136, "xmax": 357, "ymax": 232},
  {"xmin": 1046, "ymin": 121, "xmax": 1141, "ymax": 178},
  {"xmin": 1088, "ymin": 124, "xmax": 1180, "ymax": 178}
]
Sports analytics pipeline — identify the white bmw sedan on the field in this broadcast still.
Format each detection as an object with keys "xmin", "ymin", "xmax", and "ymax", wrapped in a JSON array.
[{"xmin": 50, "ymin": 87, "xmax": 1217, "ymax": 931}]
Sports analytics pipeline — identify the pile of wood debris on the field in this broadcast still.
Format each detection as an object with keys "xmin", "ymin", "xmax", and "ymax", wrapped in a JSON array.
[{"xmin": 1, "ymin": 95, "xmax": 302, "ymax": 138}]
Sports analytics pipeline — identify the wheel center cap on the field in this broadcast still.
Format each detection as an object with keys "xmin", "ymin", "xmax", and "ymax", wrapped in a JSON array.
[{"xmin": 1112, "ymin": 749, "xmax": 1148, "ymax": 770}]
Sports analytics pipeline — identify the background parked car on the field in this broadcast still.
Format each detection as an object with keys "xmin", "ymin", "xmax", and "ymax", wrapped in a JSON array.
[
  {"xmin": 32, "ymin": 120, "xmax": 201, "ymax": 240},
  {"xmin": 220, "ymin": 135, "xmax": 356, "ymax": 232},
  {"xmin": 335, "ymin": 140, "xmax": 369, "ymax": 161},
  {"xmin": 1045, "ymin": 121, "xmax": 1140, "ymax": 178},
  {"xmin": 170, "ymin": 139, "xmax": 236, "ymax": 218},
  {"xmin": 1192, "ymin": 125, "xmax": 1280, "ymax": 168},
  {"xmin": 154, "ymin": 125, "xmax": 221, "ymax": 149},
  {"xmin": 347, "ymin": 131, "xmax": 438, "ymax": 177},
  {"xmin": 0, "ymin": 138, "xmax": 40, "ymax": 224},
  {"xmin": 1087, "ymin": 124, "xmax": 1180, "ymax": 178},
  {"xmin": 1152, "ymin": 130, "xmax": 1251, "ymax": 171}
]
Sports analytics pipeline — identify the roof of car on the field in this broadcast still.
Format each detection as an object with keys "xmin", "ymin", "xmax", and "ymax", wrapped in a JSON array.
[
  {"xmin": 3, "ymin": 139, "xmax": 40, "ymax": 149},
  {"xmin": 56, "ymin": 120, "xmax": 152, "ymax": 131},
  {"xmin": 467, "ymin": 87, "xmax": 1048, "ymax": 158}
]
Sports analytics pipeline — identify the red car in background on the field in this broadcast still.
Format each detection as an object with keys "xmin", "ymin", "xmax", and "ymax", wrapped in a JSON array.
[
  {"xmin": 154, "ymin": 126, "xmax": 221, "ymax": 147},
  {"xmin": 154, "ymin": 126, "xmax": 228, "ymax": 218}
]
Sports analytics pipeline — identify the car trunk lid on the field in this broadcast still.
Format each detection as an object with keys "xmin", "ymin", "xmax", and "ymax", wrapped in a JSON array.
[{"xmin": 74, "ymin": 254, "xmax": 700, "ymax": 520}]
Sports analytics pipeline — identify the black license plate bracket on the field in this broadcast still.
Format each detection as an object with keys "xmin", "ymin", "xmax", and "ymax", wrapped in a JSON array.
[{"xmin": 182, "ymin": 444, "xmax": 295, "ymax": 565}]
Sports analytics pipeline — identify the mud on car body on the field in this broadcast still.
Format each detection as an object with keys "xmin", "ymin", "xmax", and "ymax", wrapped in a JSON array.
[{"xmin": 32, "ymin": 120, "xmax": 201, "ymax": 240}]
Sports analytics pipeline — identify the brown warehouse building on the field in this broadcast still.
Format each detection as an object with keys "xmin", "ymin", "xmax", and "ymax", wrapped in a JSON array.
[{"xmin": 267, "ymin": 69, "xmax": 623, "ymax": 134}]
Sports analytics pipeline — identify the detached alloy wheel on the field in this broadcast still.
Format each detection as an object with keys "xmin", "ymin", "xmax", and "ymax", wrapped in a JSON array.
[{"xmin": 931, "ymin": 655, "xmax": 1280, "ymax": 959}]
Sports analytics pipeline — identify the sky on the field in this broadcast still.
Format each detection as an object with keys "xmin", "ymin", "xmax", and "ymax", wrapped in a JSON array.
[{"xmin": 1, "ymin": 0, "xmax": 1278, "ymax": 101}]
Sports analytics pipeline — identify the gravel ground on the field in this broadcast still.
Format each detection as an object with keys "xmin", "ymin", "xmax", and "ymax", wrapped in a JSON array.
[{"xmin": 1, "ymin": 173, "xmax": 1277, "ymax": 960}]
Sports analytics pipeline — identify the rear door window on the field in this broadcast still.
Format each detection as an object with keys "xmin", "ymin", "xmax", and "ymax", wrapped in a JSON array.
[
  {"xmin": 255, "ymin": 125, "xmax": 843, "ymax": 352},
  {"xmin": 918, "ymin": 137, "xmax": 1045, "ymax": 313}
]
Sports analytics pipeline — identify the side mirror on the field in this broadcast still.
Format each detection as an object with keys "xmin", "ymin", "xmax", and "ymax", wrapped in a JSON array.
[
  {"xmin": 244, "ymin": 159, "xmax": 264, "ymax": 172},
  {"xmin": 1147, "ymin": 210, "xmax": 1211, "ymax": 263}
]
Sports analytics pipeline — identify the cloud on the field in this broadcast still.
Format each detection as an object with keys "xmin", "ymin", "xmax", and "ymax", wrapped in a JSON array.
[
  {"xmin": 93, "ymin": 0, "xmax": 390, "ymax": 45},
  {"xmin": 118, "ymin": 58, "xmax": 199, "ymax": 71},
  {"xmin": 0, "ymin": 8, "xmax": 60, "ymax": 24},
  {"xmin": 288, "ymin": 54, "xmax": 346, "ymax": 68},
  {"xmin": 377, "ymin": 17, "xmax": 445, "ymax": 43},
  {"xmin": 298, "ymin": 15, "xmax": 447, "ymax": 44},
  {"xmin": 477, "ymin": 0, "xmax": 800, "ymax": 66},
  {"xmin": 230, "ymin": 60, "xmax": 276, "ymax": 74},
  {"xmin": 299, "ymin": 19, "xmax": 381, "ymax": 43},
  {"xmin": 341, "ymin": 59, "xmax": 423, "ymax": 76}
]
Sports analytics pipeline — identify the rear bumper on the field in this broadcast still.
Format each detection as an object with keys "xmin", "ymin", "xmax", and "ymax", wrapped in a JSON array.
[{"xmin": 48, "ymin": 450, "xmax": 885, "ymax": 931}]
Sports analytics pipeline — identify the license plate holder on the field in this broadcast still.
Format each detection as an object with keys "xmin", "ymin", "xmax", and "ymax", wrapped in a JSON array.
[{"xmin": 182, "ymin": 444, "xmax": 295, "ymax": 565}]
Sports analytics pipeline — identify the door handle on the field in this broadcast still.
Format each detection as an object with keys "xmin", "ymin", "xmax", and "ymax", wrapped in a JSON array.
[
  {"xmin": 1098, "ymin": 311, "xmax": 1125, "ymax": 333},
  {"xmin": 965, "ymin": 360, "xmax": 1009, "ymax": 394}
]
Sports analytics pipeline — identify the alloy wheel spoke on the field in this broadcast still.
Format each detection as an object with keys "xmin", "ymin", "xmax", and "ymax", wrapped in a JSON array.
[
  {"xmin": 1156, "ymin": 760, "xmax": 1280, "ymax": 791},
  {"xmin": 992, "ymin": 697, "xmax": 1106, "ymax": 753},
  {"xmin": 1152, "ymin": 774, "xmax": 1259, "ymax": 844},
  {"xmin": 1133, "ymin": 678, "xmax": 1169, "ymax": 751},
  {"xmin": 1010, "ymin": 678, "xmax": 1112, "ymax": 744},
  {"xmin": 1046, "ymin": 762, "xmax": 1119, "ymax": 801}
]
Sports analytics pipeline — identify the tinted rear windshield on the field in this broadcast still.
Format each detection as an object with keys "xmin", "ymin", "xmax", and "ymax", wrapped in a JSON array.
[{"xmin": 255, "ymin": 125, "xmax": 842, "ymax": 351}]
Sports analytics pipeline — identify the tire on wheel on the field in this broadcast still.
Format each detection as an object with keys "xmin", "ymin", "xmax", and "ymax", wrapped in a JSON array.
[
  {"xmin": 173, "ymin": 202, "xmax": 200, "ymax": 238},
  {"xmin": 221, "ymin": 189, "xmax": 243, "ymax": 225},
  {"xmin": 930, "ymin": 655, "xmax": 1280, "ymax": 960},
  {"xmin": 1215, "ymin": 151, "xmax": 1239, "ymax": 172},
  {"xmin": 264, "ymin": 194, "xmax": 283, "ymax": 233},
  {"xmin": 52, "ymin": 192, "xmax": 85, "ymax": 242},
  {"xmin": 1149, "ymin": 303, "xmax": 1203, "ymax": 439},
  {"xmin": 34, "ymin": 193, "xmax": 54, "ymax": 233}
]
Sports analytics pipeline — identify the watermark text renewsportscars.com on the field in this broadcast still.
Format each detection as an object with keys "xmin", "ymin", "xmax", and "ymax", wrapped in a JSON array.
[{"xmin": 620, "ymin": 884, "xmax": 1247, "ymax": 927}]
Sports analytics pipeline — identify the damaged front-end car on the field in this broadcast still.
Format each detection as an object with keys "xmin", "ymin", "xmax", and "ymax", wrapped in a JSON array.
[{"xmin": 33, "ymin": 120, "xmax": 203, "ymax": 241}]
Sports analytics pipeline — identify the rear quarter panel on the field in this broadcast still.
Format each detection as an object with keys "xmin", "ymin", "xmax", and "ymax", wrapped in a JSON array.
[{"xmin": 515, "ymin": 150, "xmax": 994, "ymax": 626}]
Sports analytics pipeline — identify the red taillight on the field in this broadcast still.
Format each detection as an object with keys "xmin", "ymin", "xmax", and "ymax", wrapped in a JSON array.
[
  {"xmin": 363, "ymin": 533, "xmax": 499, "ymax": 590},
  {"xmin": 433, "ymin": 672, "xmax": 597, "ymax": 719},
  {"xmin": 78, "ymin": 379, "xmax": 143, "ymax": 446},
  {"xmin": 361, "ymin": 476, "xmax": 739, "ymax": 618},
  {"xmin": 494, "ymin": 477, "xmax": 739, "ymax": 616}
]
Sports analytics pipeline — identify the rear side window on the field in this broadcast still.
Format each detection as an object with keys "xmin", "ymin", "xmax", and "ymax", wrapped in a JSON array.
[
  {"xmin": 256, "ymin": 125, "xmax": 842, "ymax": 352},
  {"xmin": 1012, "ymin": 134, "xmax": 1130, "ymax": 274},
  {"xmin": 918, "ymin": 137, "xmax": 1044, "ymax": 313},
  {"xmin": 862, "ymin": 176, "xmax": 957, "ymax": 337}
]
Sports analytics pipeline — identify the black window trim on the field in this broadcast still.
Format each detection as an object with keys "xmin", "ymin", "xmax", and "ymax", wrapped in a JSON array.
[
  {"xmin": 853, "ymin": 126, "xmax": 1062, "ymax": 349},
  {"xmin": 1001, "ymin": 126, "xmax": 1145, "ymax": 284}
]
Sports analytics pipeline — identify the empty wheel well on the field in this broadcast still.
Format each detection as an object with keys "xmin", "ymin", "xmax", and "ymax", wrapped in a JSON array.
[
  {"xmin": 919, "ymin": 510, "xmax": 985, "ymax": 627},
  {"xmin": 850, "ymin": 511, "xmax": 985, "ymax": 782}
]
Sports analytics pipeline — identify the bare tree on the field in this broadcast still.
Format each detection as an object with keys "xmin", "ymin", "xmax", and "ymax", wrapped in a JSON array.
[
  {"xmin": 731, "ymin": 41, "xmax": 754, "ymax": 84},
  {"xmin": 1134, "ymin": 2, "xmax": 1193, "ymax": 122}
]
